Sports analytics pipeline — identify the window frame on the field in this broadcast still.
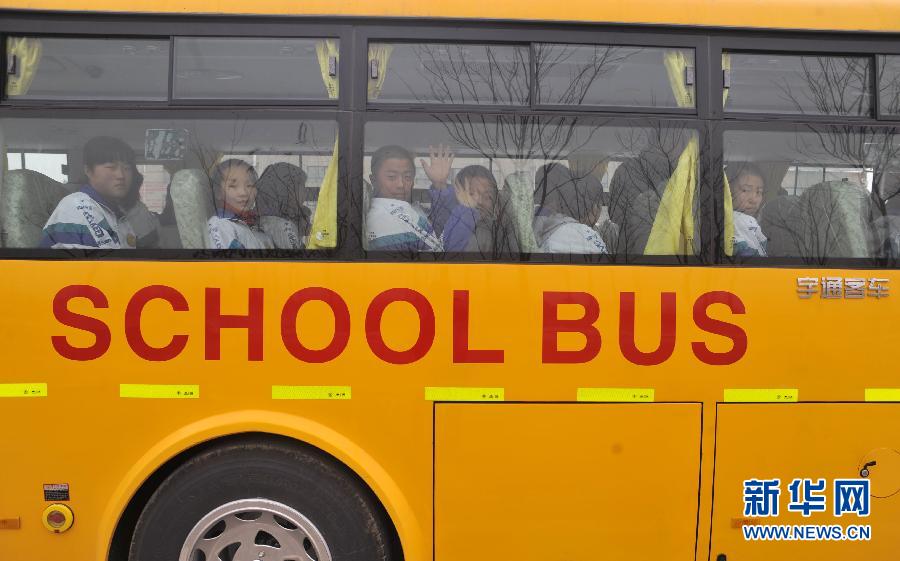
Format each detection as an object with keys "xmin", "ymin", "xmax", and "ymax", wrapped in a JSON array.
[
  {"xmin": 360, "ymin": 25, "xmax": 709, "ymax": 117},
  {"xmin": 531, "ymin": 42, "xmax": 700, "ymax": 115},
  {"xmin": 170, "ymin": 35, "xmax": 342, "ymax": 106},
  {"xmin": 714, "ymin": 118, "xmax": 900, "ymax": 269},
  {"xmin": 719, "ymin": 49, "xmax": 877, "ymax": 119},
  {"xmin": 0, "ymin": 106, "xmax": 353, "ymax": 261},
  {"xmin": 359, "ymin": 110, "xmax": 712, "ymax": 266},
  {"xmin": 2, "ymin": 33, "xmax": 173, "ymax": 105}
]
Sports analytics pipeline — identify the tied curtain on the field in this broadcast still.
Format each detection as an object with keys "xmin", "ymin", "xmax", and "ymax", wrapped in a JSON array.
[
  {"xmin": 722, "ymin": 53, "xmax": 735, "ymax": 256},
  {"xmin": 6, "ymin": 37, "xmax": 42, "ymax": 97},
  {"xmin": 307, "ymin": 39, "xmax": 340, "ymax": 249},
  {"xmin": 644, "ymin": 51, "xmax": 698, "ymax": 255}
]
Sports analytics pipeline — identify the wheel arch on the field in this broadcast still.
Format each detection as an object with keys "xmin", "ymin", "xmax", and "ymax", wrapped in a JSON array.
[{"xmin": 105, "ymin": 410, "xmax": 418, "ymax": 560}]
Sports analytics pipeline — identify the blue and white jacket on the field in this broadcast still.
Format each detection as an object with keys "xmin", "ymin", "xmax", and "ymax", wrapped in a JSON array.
[{"xmin": 39, "ymin": 186, "xmax": 136, "ymax": 249}]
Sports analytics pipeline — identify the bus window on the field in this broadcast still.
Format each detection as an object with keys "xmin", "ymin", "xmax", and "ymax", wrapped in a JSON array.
[
  {"xmin": 173, "ymin": 38, "xmax": 338, "ymax": 101},
  {"xmin": 4, "ymin": 37, "xmax": 169, "ymax": 101},
  {"xmin": 723, "ymin": 127, "xmax": 899, "ymax": 262},
  {"xmin": 363, "ymin": 115, "xmax": 699, "ymax": 260},
  {"xmin": 0, "ymin": 116, "xmax": 338, "ymax": 251},
  {"xmin": 723, "ymin": 52, "xmax": 873, "ymax": 116},
  {"xmin": 367, "ymin": 42, "xmax": 530, "ymax": 105},
  {"xmin": 535, "ymin": 44, "xmax": 695, "ymax": 109},
  {"xmin": 6, "ymin": 151, "xmax": 68, "ymax": 183},
  {"xmin": 878, "ymin": 55, "xmax": 900, "ymax": 116}
]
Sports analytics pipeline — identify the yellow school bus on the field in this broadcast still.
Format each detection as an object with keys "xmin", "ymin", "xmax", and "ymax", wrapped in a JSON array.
[{"xmin": 1, "ymin": 2, "xmax": 899, "ymax": 561}]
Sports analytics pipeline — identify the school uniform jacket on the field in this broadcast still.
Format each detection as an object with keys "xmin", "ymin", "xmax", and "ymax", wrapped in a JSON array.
[{"xmin": 39, "ymin": 186, "xmax": 136, "ymax": 249}]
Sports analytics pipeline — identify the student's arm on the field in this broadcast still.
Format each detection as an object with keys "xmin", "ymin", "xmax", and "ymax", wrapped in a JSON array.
[
  {"xmin": 442, "ymin": 205, "xmax": 479, "ymax": 252},
  {"xmin": 420, "ymin": 144, "xmax": 456, "ymax": 235},
  {"xmin": 429, "ymin": 185, "xmax": 459, "ymax": 236}
]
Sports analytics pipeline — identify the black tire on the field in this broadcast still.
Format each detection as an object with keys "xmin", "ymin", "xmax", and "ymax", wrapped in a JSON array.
[{"xmin": 128, "ymin": 435, "xmax": 400, "ymax": 561}]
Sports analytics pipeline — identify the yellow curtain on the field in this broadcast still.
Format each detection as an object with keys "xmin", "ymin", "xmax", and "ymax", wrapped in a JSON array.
[
  {"xmin": 722, "ymin": 53, "xmax": 731, "ymax": 107},
  {"xmin": 307, "ymin": 39, "xmax": 340, "ymax": 249},
  {"xmin": 663, "ymin": 50, "xmax": 695, "ymax": 108},
  {"xmin": 644, "ymin": 137, "xmax": 698, "ymax": 254},
  {"xmin": 645, "ymin": 52, "xmax": 697, "ymax": 255},
  {"xmin": 722, "ymin": 53, "xmax": 734, "ymax": 256},
  {"xmin": 367, "ymin": 44, "xmax": 393, "ymax": 100},
  {"xmin": 723, "ymin": 174, "xmax": 735, "ymax": 256},
  {"xmin": 6, "ymin": 37, "xmax": 43, "ymax": 96}
]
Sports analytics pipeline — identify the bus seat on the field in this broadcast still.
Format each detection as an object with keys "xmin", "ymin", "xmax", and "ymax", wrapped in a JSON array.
[
  {"xmin": 797, "ymin": 180, "xmax": 875, "ymax": 259},
  {"xmin": 872, "ymin": 215, "xmax": 900, "ymax": 259},
  {"xmin": 256, "ymin": 162, "xmax": 311, "ymax": 238},
  {"xmin": 608, "ymin": 153, "xmax": 671, "ymax": 227},
  {"xmin": 169, "ymin": 168, "xmax": 214, "ymax": 249},
  {"xmin": 758, "ymin": 195, "xmax": 802, "ymax": 257},
  {"xmin": 259, "ymin": 215, "xmax": 303, "ymax": 249},
  {"xmin": 0, "ymin": 169, "xmax": 71, "ymax": 247},
  {"xmin": 622, "ymin": 189, "xmax": 661, "ymax": 255}
]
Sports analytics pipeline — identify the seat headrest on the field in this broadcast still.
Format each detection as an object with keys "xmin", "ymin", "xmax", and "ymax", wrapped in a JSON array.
[
  {"xmin": 169, "ymin": 169, "xmax": 215, "ymax": 249},
  {"xmin": 0, "ymin": 170, "xmax": 70, "ymax": 247}
]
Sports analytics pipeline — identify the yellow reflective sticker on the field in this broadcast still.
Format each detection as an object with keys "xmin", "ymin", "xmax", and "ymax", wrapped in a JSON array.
[
  {"xmin": 120, "ymin": 384, "xmax": 199, "ymax": 399},
  {"xmin": 724, "ymin": 389, "xmax": 798, "ymax": 402},
  {"xmin": 865, "ymin": 389, "xmax": 900, "ymax": 402},
  {"xmin": 424, "ymin": 387, "xmax": 504, "ymax": 401},
  {"xmin": 0, "ymin": 383, "xmax": 47, "ymax": 397},
  {"xmin": 577, "ymin": 388, "xmax": 655, "ymax": 402},
  {"xmin": 272, "ymin": 386, "xmax": 351, "ymax": 400}
]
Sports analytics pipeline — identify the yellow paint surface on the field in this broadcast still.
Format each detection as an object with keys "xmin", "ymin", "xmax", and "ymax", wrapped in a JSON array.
[
  {"xmin": 1, "ymin": 0, "xmax": 900, "ymax": 32},
  {"xmin": 712, "ymin": 404, "xmax": 900, "ymax": 560},
  {"xmin": 436, "ymin": 403, "xmax": 701, "ymax": 561},
  {"xmin": 0, "ymin": 261, "xmax": 895, "ymax": 560}
]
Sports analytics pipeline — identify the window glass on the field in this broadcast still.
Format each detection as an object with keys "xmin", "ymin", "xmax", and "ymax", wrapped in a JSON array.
[
  {"xmin": 5, "ymin": 37, "xmax": 169, "ymax": 101},
  {"xmin": 174, "ymin": 38, "xmax": 337, "ymax": 100},
  {"xmin": 0, "ymin": 115, "xmax": 338, "ymax": 251},
  {"xmin": 723, "ymin": 127, "xmax": 900, "ymax": 264},
  {"xmin": 368, "ymin": 43, "xmax": 530, "ymax": 105},
  {"xmin": 6, "ymin": 151, "xmax": 68, "ymax": 183},
  {"xmin": 536, "ymin": 44, "xmax": 695, "ymax": 109},
  {"xmin": 363, "ymin": 115, "xmax": 699, "ymax": 260},
  {"xmin": 723, "ymin": 52, "xmax": 873, "ymax": 116},
  {"xmin": 878, "ymin": 55, "xmax": 900, "ymax": 116}
]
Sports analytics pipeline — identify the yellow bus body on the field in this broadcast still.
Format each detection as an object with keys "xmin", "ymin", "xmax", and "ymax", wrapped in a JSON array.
[
  {"xmin": 0, "ymin": 261, "xmax": 898, "ymax": 560},
  {"xmin": 2, "ymin": 1, "xmax": 900, "ymax": 560},
  {"xmin": 1, "ymin": 0, "xmax": 900, "ymax": 31}
]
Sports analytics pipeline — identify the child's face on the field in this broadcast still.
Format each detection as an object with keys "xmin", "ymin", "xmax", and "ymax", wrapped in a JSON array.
[
  {"xmin": 86, "ymin": 160, "xmax": 134, "ymax": 200},
  {"xmin": 219, "ymin": 165, "xmax": 257, "ymax": 212},
  {"xmin": 372, "ymin": 157, "xmax": 415, "ymax": 201},
  {"xmin": 733, "ymin": 173, "xmax": 765, "ymax": 216},
  {"xmin": 458, "ymin": 176, "xmax": 497, "ymax": 212}
]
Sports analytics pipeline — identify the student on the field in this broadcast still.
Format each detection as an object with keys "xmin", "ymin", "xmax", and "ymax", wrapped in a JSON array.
[
  {"xmin": 365, "ymin": 145, "xmax": 443, "ymax": 251},
  {"xmin": 40, "ymin": 136, "xmax": 140, "ymax": 249},
  {"xmin": 532, "ymin": 163, "xmax": 608, "ymax": 254},
  {"xmin": 728, "ymin": 163, "xmax": 768, "ymax": 257},
  {"xmin": 440, "ymin": 164, "xmax": 519, "ymax": 255},
  {"xmin": 206, "ymin": 159, "xmax": 276, "ymax": 250}
]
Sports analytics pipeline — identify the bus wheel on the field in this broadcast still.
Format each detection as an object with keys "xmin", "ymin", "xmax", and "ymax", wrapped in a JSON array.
[{"xmin": 128, "ymin": 436, "xmax": 399, "ymax": 561}]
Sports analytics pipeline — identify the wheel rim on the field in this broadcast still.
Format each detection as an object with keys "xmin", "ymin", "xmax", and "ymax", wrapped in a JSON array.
[{"xmin": 178, "ymin": 498, "xmax": 332, "ymax": 561}]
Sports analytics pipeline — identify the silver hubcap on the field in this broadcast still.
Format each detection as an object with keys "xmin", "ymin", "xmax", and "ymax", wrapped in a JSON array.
[{"xmin": 179, "ymin": 498, "xmax": 332, "ymax": 561}]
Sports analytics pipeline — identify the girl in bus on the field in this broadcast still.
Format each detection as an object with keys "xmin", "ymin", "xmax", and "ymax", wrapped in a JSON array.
[
  {"xmin": 206, "ymin": 159, "xmax": 280, "ymax": 250},
  {"xmin": 728, "ymin": 163, "xmax": 768, "ymax": 257},
  {"xmin": 532, "ymin": 163, "xmax": 608, "ymax": 254}
]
